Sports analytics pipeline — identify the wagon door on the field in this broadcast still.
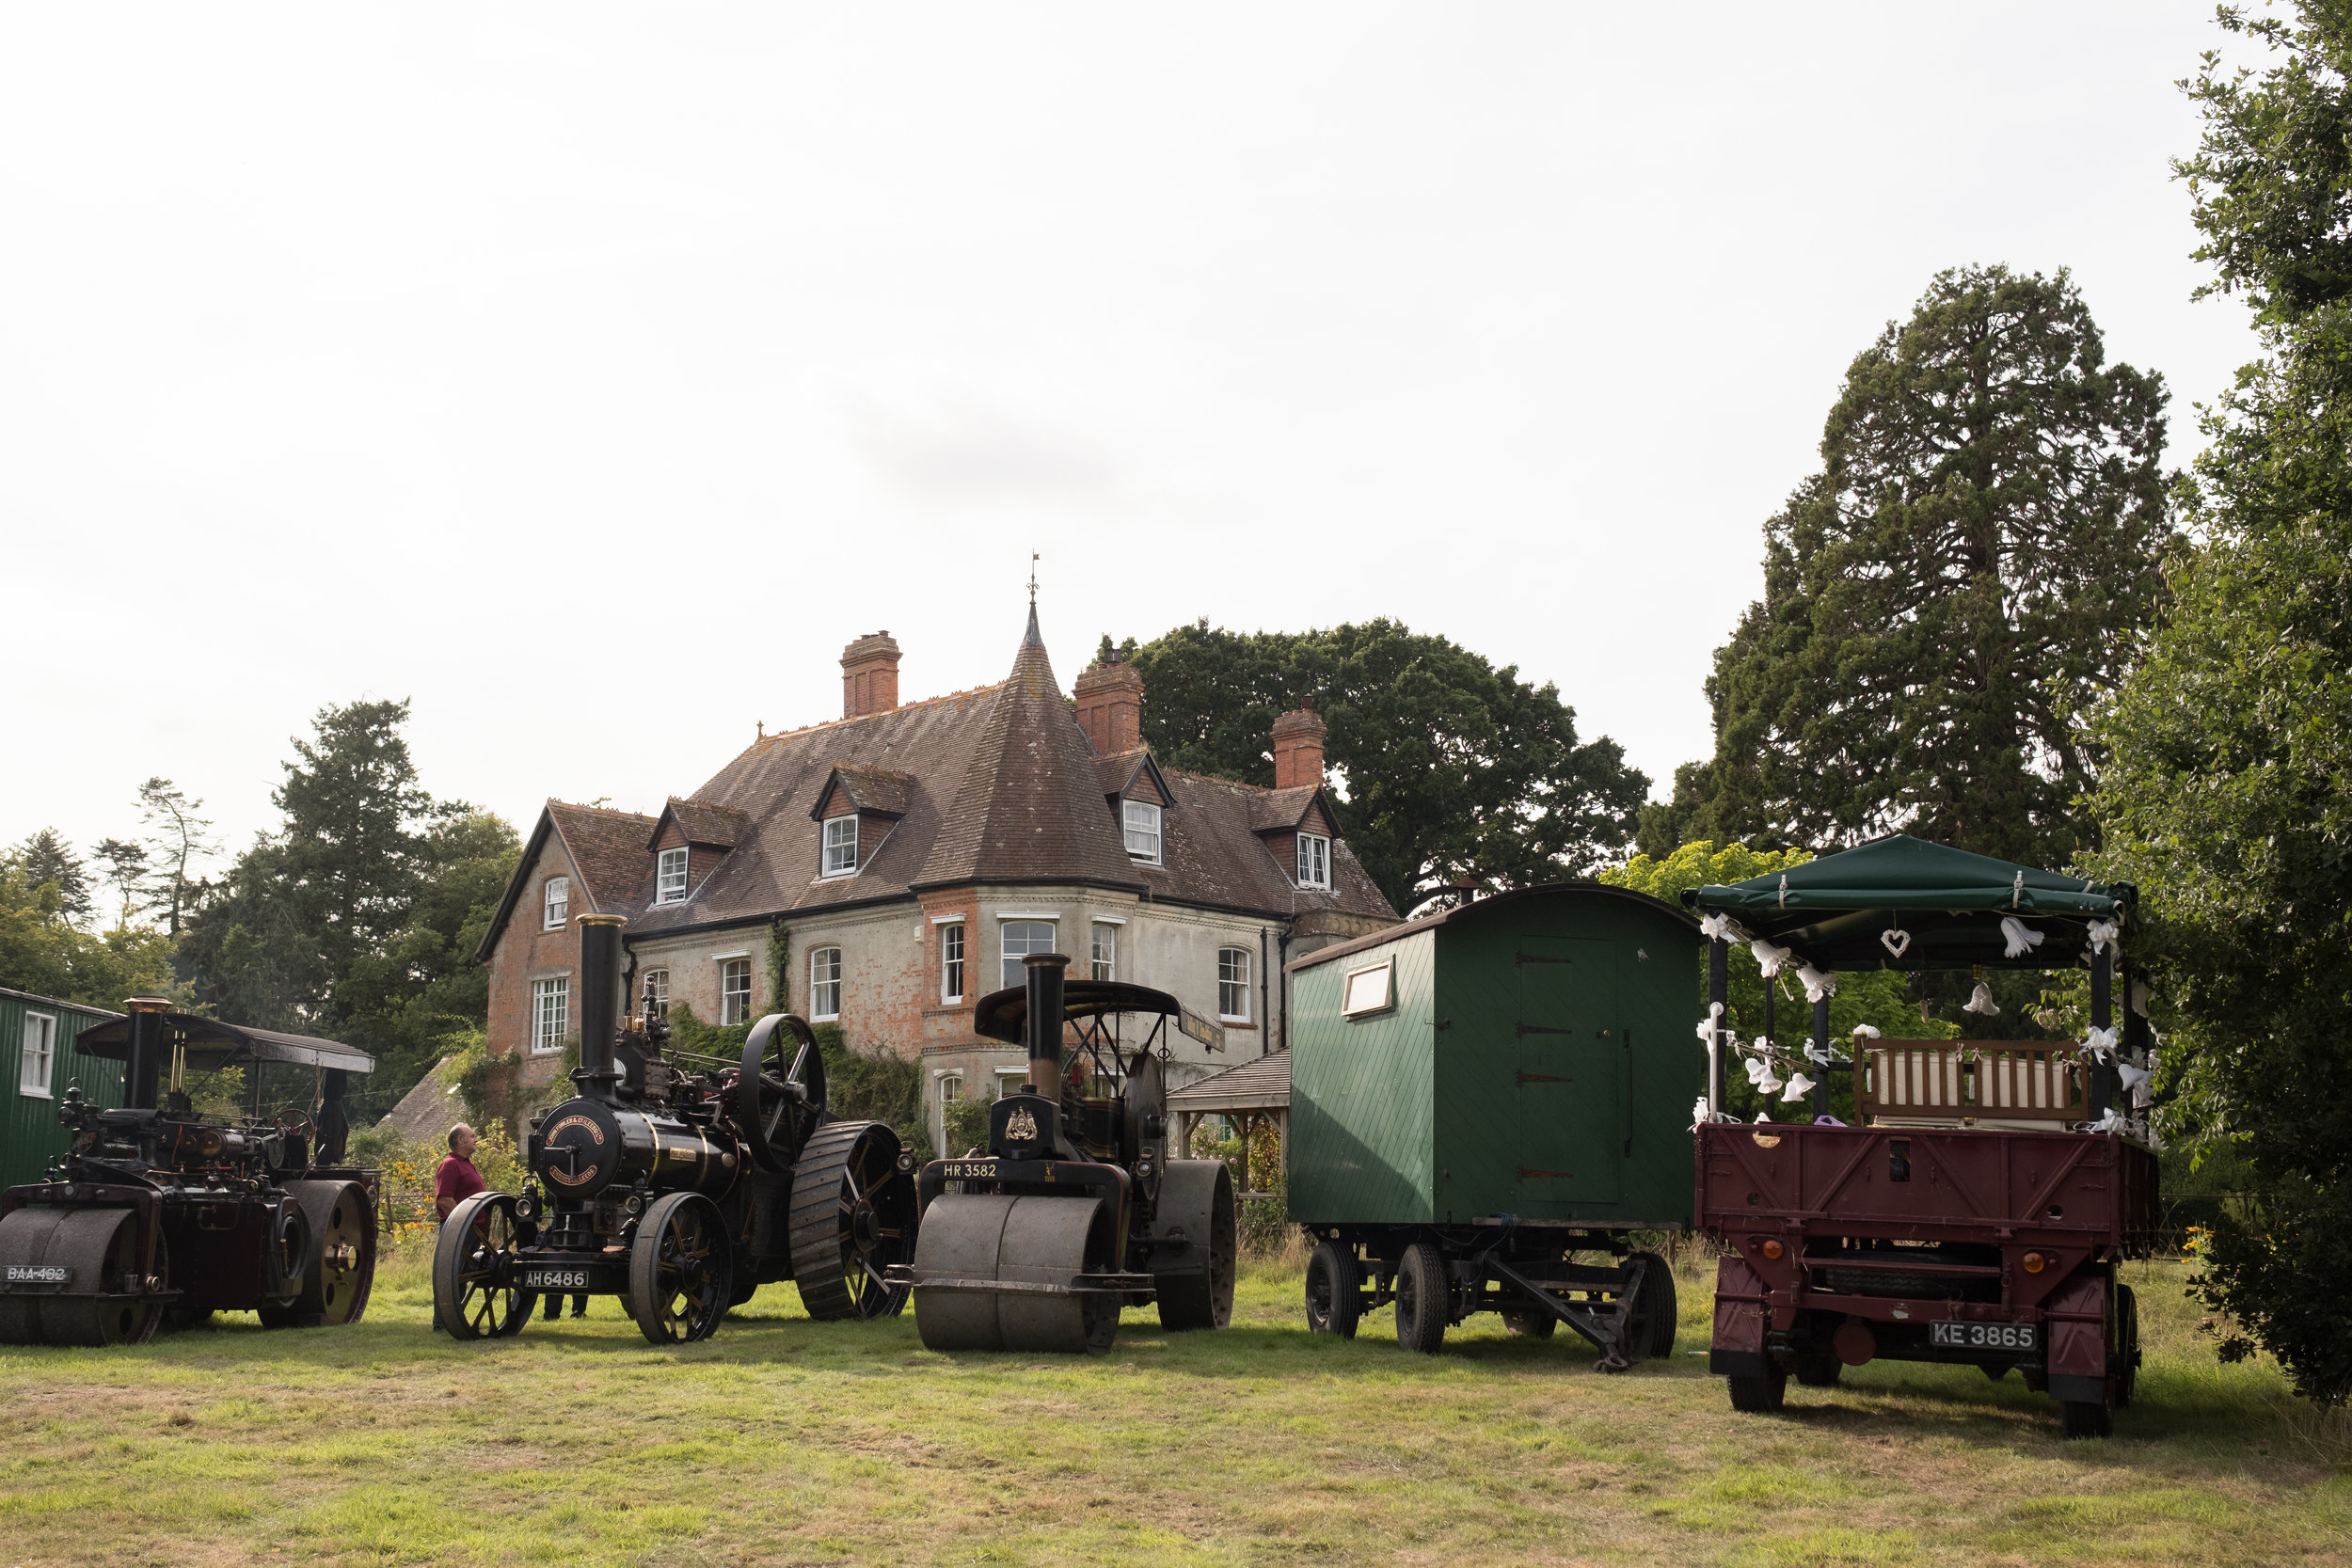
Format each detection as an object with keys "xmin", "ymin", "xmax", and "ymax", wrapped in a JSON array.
[{"xmin": 1512, "ymin": 936, "xmax": 1622, "ymax": 1205}]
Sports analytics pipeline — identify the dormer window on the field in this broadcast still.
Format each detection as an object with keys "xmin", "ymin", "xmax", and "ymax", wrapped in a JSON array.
[
  {"xmin": 1123, "ymin": 800, "xmax": 1163, "ymax": 864},
  {"xmin": 1296, "ymin": 832, "xmax": 1330, "ymax": 890},
  {"xmin": 543, "ymin": 876, "xmax": 569, "ymax": 929},
  {"xmin": 821, "ymin": 816, "xmax": 859, "ymax": 878},
  {"xmin": 656, "ymin": 847, "xmax": 689, "ymax": 905}
]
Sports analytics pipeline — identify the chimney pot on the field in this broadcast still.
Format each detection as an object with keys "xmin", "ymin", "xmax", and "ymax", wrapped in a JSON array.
[
  {"xmin": 1271, "ymin": 705, "xmax": 1327, "ymax": 790},
  {"xmin": 841, "ymin": 632, "xmax": 903, "ymax": 719},
  {"xmin": 1073, "ymin": 658, "xmax": 1145, "ymax": 754}
]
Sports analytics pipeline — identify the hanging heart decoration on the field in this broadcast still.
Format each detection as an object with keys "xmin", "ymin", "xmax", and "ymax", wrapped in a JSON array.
[{"xmin": 1881, "ymin": 926, "xmax": 1912, "ymax": 958}]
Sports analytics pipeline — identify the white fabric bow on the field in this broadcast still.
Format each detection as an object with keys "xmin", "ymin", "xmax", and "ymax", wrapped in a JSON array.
[
  {"xmin": 1690, "ymin": 1096, "xmax": 1715, "ymax": 1131},
  {"xmin": 2089, "ymin": 1108, "xmax": 2130, "ymax": 1136},
  {"xmin": 2000, "ymin": 916, "xmax": 2045, "ymax": 959},
  {"xmin": 1804, "ymin": 1042, "xmax": 1832, "ymax": 1066},
  {"xmin": 2082, "ymin": 1024, "xmax": 2120, "ymax": 1060},
  {"xmin": 2087, "ymin": 919, "xmax": 2120, "ymax": 955},
  {"xmin": 1750, "ymin": 938, "xmax": 1793, "ymax": 977},
  {"xmin": 1797, "ymin": 963, "xmax": 1838, "ymax": 1003},
  {"xmin": 1963, "ymin": 982, "xmax": 2000, "ymax": 1016},
  {"xmin": 1699, "ymin": 912, "xmax": 1733, "ymax": 942},
  {"xmin": 1780, "ymin": 1072, "xmax": 1816, "ymax": 1102}
]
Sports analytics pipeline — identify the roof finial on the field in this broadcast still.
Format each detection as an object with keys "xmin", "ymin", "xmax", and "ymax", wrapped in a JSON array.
[
  {"xmin": 1023, "ymin": 552, "xmax": 1044, "ymax": 648},
  {"xmin": 1028, "ymin": 552, "xmax": 1039, "ymax": 604}
]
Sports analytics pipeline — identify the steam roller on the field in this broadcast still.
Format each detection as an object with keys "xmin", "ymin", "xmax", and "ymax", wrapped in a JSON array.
[
  {"xmin": 887, "ymin": 953, "xmax": 1237, "ymax": 1354},
  {"xmin": 0, "ymin": 998, "xmax": 380, "ymax": 1345},
  {"xmin": 435, "ymin": 912, "xmax": 919, "ymax": 1346}
]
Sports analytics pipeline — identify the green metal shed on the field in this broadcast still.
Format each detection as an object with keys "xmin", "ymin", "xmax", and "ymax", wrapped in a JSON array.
[
  {"xmin": 1, "ymin": 988, "xmax": 126, "ymax": 1190},
  {"xmin": 1287, "ymin": 882, "xmax": 1704, "ymax": 1229}
]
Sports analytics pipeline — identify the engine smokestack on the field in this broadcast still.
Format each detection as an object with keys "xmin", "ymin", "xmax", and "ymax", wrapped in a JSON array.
[
  {"xmin": 575, "ymin": 914, "xmax": 627, "ymax": 1101},
  {"xmin": 1023, "ymin": 952, "xmax": 1070, "ymax": 1090}
]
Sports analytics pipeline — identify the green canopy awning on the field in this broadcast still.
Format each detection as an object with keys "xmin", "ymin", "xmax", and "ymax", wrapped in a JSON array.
[{"xmin": 1681, "ymin": 834, "xmax": 2134, "ymax": 973}]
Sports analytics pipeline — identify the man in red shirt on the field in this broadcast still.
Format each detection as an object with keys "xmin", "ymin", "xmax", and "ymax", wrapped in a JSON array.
[
  {"xmin": 436, "ymin": 1124, "xmax": 485, "ymax": 1219},
  {"xmin": 430, "ymin": 1125, "xmax": 485, "ymax": 1334}
]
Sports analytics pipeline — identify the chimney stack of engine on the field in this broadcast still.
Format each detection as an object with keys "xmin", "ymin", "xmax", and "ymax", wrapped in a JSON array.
[
  {"xmin": 574, "ymin": 914, "xmax": 627, "ymax": 1100},
  {"xmin": 123, "ymin": 995, "xmax": 169, "ymax": 1110},
  {"xmin": 1022, "ymin": 952, "xmax": 1070, "ymax": 1090}
]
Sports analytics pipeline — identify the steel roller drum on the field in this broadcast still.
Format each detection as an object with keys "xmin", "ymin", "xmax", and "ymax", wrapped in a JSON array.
[
  {"xmin": 0, "ymin": 1207, "xmax": 163, "ymax": 1347},
  {"xmin": 911, "ymin": 1193, "xmax": 1115, "ymax": 1354}
]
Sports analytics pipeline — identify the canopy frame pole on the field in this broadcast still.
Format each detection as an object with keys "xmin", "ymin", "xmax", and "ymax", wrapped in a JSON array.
[
  {"xmin": 1707, "ymin": 937, "xmax": 1728, "ymax": 1116},
  {"xmin": 2087, "ymin": 947, "xmax": 2115, "ymax": 1121},
  {"xmin": 1811, "ymin": 993, "xmax": 1830, "ymax": 1120}
]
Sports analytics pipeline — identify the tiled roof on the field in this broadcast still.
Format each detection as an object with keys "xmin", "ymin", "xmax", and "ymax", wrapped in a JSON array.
[
  {"xmin": 813, "ymin": 763, "xmax": 915, "ymax": 820},
  {"xmin": 657, "ymin": 797, "xmax": 749, "ymax": 848},
  {"xmin": 550, "ymin": 802, "xmax": 662, "ymax": 911},
  {"xmin": 1168, "ymin": 1048, "xmax": 1291, "ymax": 1112},
  {"xmin": 1248, "ymin": 784, "xmax": 1327, "ymax": 833},
  {"xmin": 485, "ymin": 611, "xmax": 1399, "ymax": 951}
]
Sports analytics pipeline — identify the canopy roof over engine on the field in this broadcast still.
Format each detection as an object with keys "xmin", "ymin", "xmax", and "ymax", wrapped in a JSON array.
[
  {"xmin": 973, "ymin": 978, "xmax": 1225, "ymax": 1053},
  {"xmin": 1683, "ymin": 834, "xmax": 2137, "ymax": 974},
  {"xmin": 75, "ymin": 1011, "xmax": 376, "ymax": 1075}
]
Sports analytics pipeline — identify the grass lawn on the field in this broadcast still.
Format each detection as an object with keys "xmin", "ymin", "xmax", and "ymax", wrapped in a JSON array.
[{"xmin": 0, "ymin": 1244, "xmax": 2344, "ymax": 1567}]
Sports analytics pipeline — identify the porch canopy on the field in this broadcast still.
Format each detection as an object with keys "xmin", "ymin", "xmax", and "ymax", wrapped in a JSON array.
[
  {"xmin": 76, "ymin": 1011, "xmax": 376, "ymax": 1076},
  {"xmin": 1682, "ymin": 833, "xmax": 2135, "ymax": 974}
]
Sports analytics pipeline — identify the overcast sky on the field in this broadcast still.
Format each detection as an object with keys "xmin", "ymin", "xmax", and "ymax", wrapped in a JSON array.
[{"xmin": 2, "ymin": 4, "xmax": 2264, "ymax": 879}]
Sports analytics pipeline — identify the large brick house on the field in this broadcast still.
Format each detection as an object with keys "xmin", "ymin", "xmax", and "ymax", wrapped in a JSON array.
[{"xmin": 475, "ymin": 607, "xmax": 1398, "ymax": 1152}]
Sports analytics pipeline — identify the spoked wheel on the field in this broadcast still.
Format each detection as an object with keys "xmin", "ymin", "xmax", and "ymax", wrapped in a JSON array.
[
  {"xmin": 788, "ymin": 1120, "xmax": 915, "ymax": 1321},
  {"xmin": 0, "ymin": 1206, "xmax": 167, "ymax": 1347},
  {"xmin": 1305, "ymin": 1240, "xmax": 1361, "ymax": 1338},
  {"xmin": 732, "ymin": 1014, "xmax": 828, "ymax": 1171},
  {"xmin": 433, "ymin": 1193, "xmax": 537, "ymax": 1341},
  {"xmin": 628, "ymin": 1192, "xmax": 733, "ymax": 1345}
]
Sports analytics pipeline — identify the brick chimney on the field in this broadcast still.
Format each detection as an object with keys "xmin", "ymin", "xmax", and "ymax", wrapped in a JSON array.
[
  {"xmin": 1271, "ymin": 703, "xmax": 1327, "ymax": 789},
  {"xmin": 840, "ymin": 631, "xmax": 901, "ymax": 719},
  {"xmin": 1073, "ymin": 657, "xmax": 1144, "ymax": 754}
]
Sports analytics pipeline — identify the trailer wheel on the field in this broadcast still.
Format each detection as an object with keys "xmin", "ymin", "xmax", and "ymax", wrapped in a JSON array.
[
  {"xmin": 1305, "ymin": 1242, "xmax": 1360, "ymax": 1338},
  {"xmin": 2061, "ymin": 1400, "xmax": 2112, "ymax": 1439},
  {"xmin": 1393, "ymin": 1242, "xmax": 1449, "ymax": 1354},
  {"xmin": 1629, "ymin": 1251, "xmax": 1677, "ymax": 1357},
  {"xmin": 1501, "ymin": 1310, "xmax": 1557, "ymax": 1338},
  {"xmin": 1794, "ymin": 1351, "xmax": 1843, "ymax": 1387},
  {"xmin": 1727, "ymin": 1362, "xmax": 1788, "ymax": 1413},
  {"xmin": 2114, "ymin": 1284, "xmax": 2139, "ymax": 1409}
]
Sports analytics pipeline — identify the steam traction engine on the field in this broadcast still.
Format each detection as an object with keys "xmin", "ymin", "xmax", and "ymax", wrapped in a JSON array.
[
  {"xmin": 888, "ymin": 954, "xmax": 1238, "ymax": 1354},
  {"xmin": 435, "ymin": 913, "xmax": 918, "ymax": 1344},
  {"xmin": 0, "ymin": 999, "xmax": 379, "ymax": 1346}
]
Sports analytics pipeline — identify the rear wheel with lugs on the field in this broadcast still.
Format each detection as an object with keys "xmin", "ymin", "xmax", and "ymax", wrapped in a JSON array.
[
  {"xmin": 787, "ymin": 1120, "xmax": 915, "ymax": 1321},
  {"xmin": 628, "ymin": 1192, "xmax": 732, "ymax": 1345},
  {"xmin": 0, "ymin": 1206, "xmax": 165, "ymax": 1347},
  {"xmin": 1305, "ymin": 1241, "xmax": 1360, "ymax": 1338},
  {"xmin": 1393, "ymin": 1242, "xmax": 1450, "ymax": 1354}
]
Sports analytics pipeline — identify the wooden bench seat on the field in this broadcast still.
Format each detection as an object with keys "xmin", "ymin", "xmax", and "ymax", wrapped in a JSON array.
[{"xmin": 1858, "ymin": 1040, "xmax": 2085, "ymax": 1126}]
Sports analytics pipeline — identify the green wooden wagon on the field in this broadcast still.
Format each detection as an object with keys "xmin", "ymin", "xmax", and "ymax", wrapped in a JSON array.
[{"xmin": 1284, "ymin": 883, "xmax": 1704, "ymax": 1363}]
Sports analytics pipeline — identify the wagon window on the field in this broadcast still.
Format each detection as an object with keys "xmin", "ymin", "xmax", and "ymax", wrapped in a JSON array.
[
  {"xmin": 1342, "ymin": 960, "xmax": 1394, "ymax": 1019},
  {"xmin": 19, "ymin": 1012, "xmax": 56, "ymax": 1097}
]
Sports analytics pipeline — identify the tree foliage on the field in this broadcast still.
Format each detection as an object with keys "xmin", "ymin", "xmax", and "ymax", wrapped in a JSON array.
[
  {"xmin": 1126, "ymin": 619, "xmax": 1647, "ymax": 912},
  {"xmin": 1599, "ymin": 841, "xmax": 1954, "ymax": 1121},
  {"xmin": 1663, "ymin": 267, "xmax": 2170, "ymax": 868},
  {"xmin": 0, "ymin": 859, "xmax": 179, "ymax": 1009},
  {"xmin": 2086, "ymin": 0, "xmax": 2352, "ymax": 1407},
  {"xmin": 135, "ymin": 777, "xmax": 217, "ymax": 937},
  {"xmin": 13, "ymin": 830, "xmax": 92, "ymax": 924}
]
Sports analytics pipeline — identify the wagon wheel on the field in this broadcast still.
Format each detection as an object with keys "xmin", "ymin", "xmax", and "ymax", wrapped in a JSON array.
[
  {"xmin": 789, "ymin": 1121, "xmax": 915, "ymax": 1320},
  {"xmin": 628, "ymin": 1192, "xmax": 732, "ymax": 1344},
  {"xmin": 2113, "ymin": 1283, "xmax": 2139, "ymax": 1408},
  {"xmin": 731, "ymin": 1014, "xmax": 828, "ymax": 1171},
  {"xmin": 432, "ymin": 1193, "xmax": 537, "ymax": 1341}
]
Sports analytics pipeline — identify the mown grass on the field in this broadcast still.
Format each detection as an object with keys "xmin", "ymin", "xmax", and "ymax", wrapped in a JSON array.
[{"xmin": 0, "ymin": 1247, "xmax": 2344, "ymax": 1566}]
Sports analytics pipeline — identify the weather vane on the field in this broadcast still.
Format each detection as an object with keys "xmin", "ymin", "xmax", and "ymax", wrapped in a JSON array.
[{"xmin": 1028, "ymin": 552, "xmax": 1039, "ymax": 604}]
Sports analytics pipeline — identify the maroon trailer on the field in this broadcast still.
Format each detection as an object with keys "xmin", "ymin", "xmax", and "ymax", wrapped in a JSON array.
[{"xmin": 1685, "ymin": 837, "xmax": 2160, "ymax": 1437}]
